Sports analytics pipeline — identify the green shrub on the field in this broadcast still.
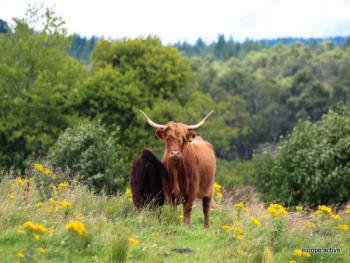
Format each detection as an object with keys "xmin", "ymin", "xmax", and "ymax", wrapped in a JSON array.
[
  {"xmin": 252, "ymin": 110, "xmax": 350, "ymax": 206},
  {"xmin": 48, "ymin": 121, "xmax": 128, "ymax": 194}
]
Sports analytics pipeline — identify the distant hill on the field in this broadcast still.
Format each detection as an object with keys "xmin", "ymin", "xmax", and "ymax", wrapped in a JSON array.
[
  {"xmin": 68, "ymin": 35, "xmax": 98, "ymax": 62},
  {"xmin": 68, "ymin": 35, "xmax": 350, "ymax": 62},
  {"xmin": 67, "ymin": 34, "xmax": 350, "ymax": 62},
  {"xmin": 1, "ymin": 18, "xmax": 349, "ymax": 62},
  {"xmin": 0, "ymin": 19, "xmax": 8, "ymax": 33},
  {"xmin": 174, "ymin": 34, "xmax": 350, "ymax": 60}
]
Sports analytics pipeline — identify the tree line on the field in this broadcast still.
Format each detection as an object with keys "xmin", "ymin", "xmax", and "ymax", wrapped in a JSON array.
[{"xmin": 1, "ymin": 9, "xmax": 350, "ymax": 191}]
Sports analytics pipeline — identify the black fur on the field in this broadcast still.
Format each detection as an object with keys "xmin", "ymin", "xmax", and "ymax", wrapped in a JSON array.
[{"xmin": 130, "ymin": 149, "xmax": 168, "ymax": 209}]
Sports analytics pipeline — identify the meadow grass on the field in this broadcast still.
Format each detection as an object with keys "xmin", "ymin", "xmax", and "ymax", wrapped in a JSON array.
[{"xmin": 1, "ymin": 175, "xmax": 350, "ymax": 263}]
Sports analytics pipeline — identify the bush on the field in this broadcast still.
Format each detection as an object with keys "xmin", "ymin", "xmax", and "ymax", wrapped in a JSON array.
[
  {"xmin": 48, "ymin": 121, "xmax": 128, "ymax": 194},
  {"xmin": 252, "ymin": 110, "xmax": 350, "ymax": 206}
]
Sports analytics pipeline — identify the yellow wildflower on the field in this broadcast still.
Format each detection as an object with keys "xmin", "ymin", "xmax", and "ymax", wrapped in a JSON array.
[
  {"xmin": 305, "ymin": 221, "xmax": 316, "ymax": 229},
  {"xmin": 16, "ymin": 229, "xmax": 25, "ymax": 235},
  {"xmin": 58, "ymin": 182, "xmax": 69, "ymax": 189},
  {"xmin": 295, "ymin": 205, "xmax": 303, "ymax": 212},
  {"xmin": 65, "ymin": 220, "xmax": 87, "ymax": 236},
  {"xmin": 53, "ymin": 188, "xmax": 59, "ymax": 196},
  {"xmin": 213, "ymin": 182, "xmax": 222, "ymax": 191},
  {"xmin": 294, "ymin": 249, "xmax": 311, "ymax": 257},
  {"xmin": 317, "ymin": 205, "xmax": 332, "ymax": 215},
  {"xmin": 213, "ymin": 182, "xmax": 223, "ymax": 202},
  {"xmin": 345, "ymin": 204, "xmax": 350, "ymax": 214},
  {"xmin": 215, "ymin": 191, "xmax": 223, "ymax": 202},
  {"xmin": 268, "ymin": 203, "xmax": 288, "ymax": 218},
  {"xmin": 34, "ymin": 234, "xmax": 40, "ymax": 240},
  {"xmin": 290, "ymin": 260, "xmax": 296, "ymax": 263},
  {"xmin": 34, "ymin": 163, "xmax": 43, "ymax": 171},
  {"xmin": 36, "ymin": 202, "xmax": 43, "ymax": 208},
  {"xmin": 263, "ymin": 247, "xmax": 273, "ymax": 262},
  {"xmin": 303, "ymin": 252, "xmax": 311, "ymax": 257},
  {"xmin": 7, "ymin": 193, "xmax": 15, "ymax": 199},
  {"xmin": 125, "ymin": 187, "xmax": 132, "ymax": 201},
  {"xmin": 128, "ymin": 237, "xmax": 140, "ymax": 245},
  {"xmin": 38, "ymin": 247, "xmax": 46, "ymax": 253},
  {"xmin": 294, "ymin": 249, "xmax": 303, "ymax": 257},
  {"xmin": 338, "ymin": 223, "xmax": 349, "ymax": 232},
  {"xmin": 22, "ymin": 221, "xmax": 48, "ymax": 234},
  {"xmin": 221, "ymin": 225, "xmax": 231, "ymax": 233},
  {"xmin": 251, "ymin": 217, "xmax": 261, "ymax": 227},
  {"xmin": 236, "ymin": 234, "xmax": 244, "ymax": 241},
  {"xmin": 235, "ymin": 202, "xmax": 245, "ymax": 209},
  {"xmin": 17, "ymin": 252, "xmax": 25, "ymax": 258},
  {"xmin": 330, "ymin": 214, "xmax": 341, "ymax": 220},
  {"xmin": 42, "ymin": 168, "xmax": 52, "ymax": 176},
  {"xmin": 233, "ymin": 226, "xmax": 244, "ymax": 235},
  {"xmin": 57, "ymin": 200, "xmax": 72, "ymax": 208},
  {"xmin": 314, "ymin": 210, "xmax": 323, "ymax": 216}
]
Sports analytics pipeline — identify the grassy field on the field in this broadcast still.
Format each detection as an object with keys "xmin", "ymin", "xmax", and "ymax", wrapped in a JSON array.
[{"xmin": 1, "ymin": 169, "xmax": 350, "ymax": 263}]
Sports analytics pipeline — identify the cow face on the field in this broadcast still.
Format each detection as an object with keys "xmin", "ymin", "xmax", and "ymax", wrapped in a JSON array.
[
  {"xmin": 155, "ymin": 123, "xmax": 196, "ymax": 164},
  {"xmin": 139, "ymin": 110, "xmax": 213, "ymax": 165}
]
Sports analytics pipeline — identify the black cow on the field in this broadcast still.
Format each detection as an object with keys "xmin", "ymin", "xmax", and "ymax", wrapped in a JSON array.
[{"xmin": 130, "ymin": 149, "xmax": 168, "ymax": 209}]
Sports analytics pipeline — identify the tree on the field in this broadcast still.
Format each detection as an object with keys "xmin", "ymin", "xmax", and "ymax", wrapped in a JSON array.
[
  {"xmin": 252, "ymin": 110, "xmax": 350, "ymax": 206},
  {"xmin": 70, "ymin": 37, "xmax": 196, "ymax": 160},
  {"xmin": 0, "ymin": 8, "xmax": 84, "ymax": 169},
  {"xmin": 0, "ymin": 19, "xmax": 8, "ymax": 33}
]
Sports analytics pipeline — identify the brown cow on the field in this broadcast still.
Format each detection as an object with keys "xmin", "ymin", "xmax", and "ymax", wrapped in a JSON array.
[{"xmin": 140, "ymin": 110, "xmax": 216, "ymax": 228}]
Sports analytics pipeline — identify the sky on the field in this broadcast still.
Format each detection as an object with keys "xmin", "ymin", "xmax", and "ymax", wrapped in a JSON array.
[{"xmin": 1, "ymin": 0, "xmax": 350, "ymax": 44}]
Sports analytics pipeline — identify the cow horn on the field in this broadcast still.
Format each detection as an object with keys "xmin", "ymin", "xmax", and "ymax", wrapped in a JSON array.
[
  {"xmin": 139, "ymin": 110, "xmax": 167, "ymax": 129},
  {"xmin": 186, "ymin": 111, "xmax": 214, "ymax": 130}
]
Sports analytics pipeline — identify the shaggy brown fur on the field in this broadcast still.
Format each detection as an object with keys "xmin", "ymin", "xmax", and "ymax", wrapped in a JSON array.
[
  {"xmin": 155, "ymin": 123, "xmax": 216, "ymax": 228},
  {"xmin": 130, "ymin": 149, "xmax": 168, "ymax": 209}
]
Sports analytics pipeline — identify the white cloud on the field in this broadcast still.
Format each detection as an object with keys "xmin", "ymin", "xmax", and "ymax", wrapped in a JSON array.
[{"xmin": 0, "ymin": 0, "xmax": 349, "ymax": 43}]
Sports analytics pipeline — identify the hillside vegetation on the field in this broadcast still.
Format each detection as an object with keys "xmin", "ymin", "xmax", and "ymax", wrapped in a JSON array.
[
  {"xmin": 1, "ymin": 169, "xmax": 350, "ymax": 262},
  {"xmin": 1, "ymin": 6, "xmax": 350, "ymax": 262}
]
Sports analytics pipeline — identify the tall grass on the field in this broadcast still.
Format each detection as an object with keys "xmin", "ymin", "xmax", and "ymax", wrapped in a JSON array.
[{"xmin": 1, "ymin": 170, "xmax": 350, "ymax": 262}]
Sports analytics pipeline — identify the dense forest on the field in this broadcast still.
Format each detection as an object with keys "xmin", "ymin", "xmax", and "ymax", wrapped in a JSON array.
[
  {"xmin": 69, "ymin": 33, "xmax": 350, "ymax": 62},
  {"xmin": 1, "ymin": 9, "xmax": 350, "ymax": 200}
]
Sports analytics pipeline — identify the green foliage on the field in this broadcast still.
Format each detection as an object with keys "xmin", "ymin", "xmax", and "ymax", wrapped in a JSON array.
[
  {"xmin": 0, "ymin": 19, "xmax": 8, "ymax": 33},
  {"xmin": 92, "ymin": 37, "xmax": 195, "ymax": 103},
  {"xmin": 0, "ymin": 7, "xmax": 84, "ymax": 170},
  {"xmin": 69, "ymin": 35, "xmax": 97, "ymax": 61},
  {"xmin": 3, "ymin": 5, "xmax": 350, "ymax": 205},
  {"xmin": 3, "ymin": 176, "xmax": 350, "ymax": 262},
  {"xmin": 216, "ymin": 159, "xmax": 257, "ymax": 187},
  {"xmin": 69, "ymin": 36, "xmax": 197, "ymax": 161},
  {"xmin": 252, "ymin": 110, "xmax": 350, "ymax": 206},
  {"xmin": 48, "ymin": 121, "xmax": 127, "ymax": 194},
  {"xmin": 110, "ymin": 234, "xmax": 129, "ymax": 263}
]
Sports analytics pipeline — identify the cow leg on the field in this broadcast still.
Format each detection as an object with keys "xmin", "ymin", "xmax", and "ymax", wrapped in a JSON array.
[
  {"xmin": 202, "ymin": 197, "xmax": 211, "ymax": 228},
  {"xmin": 183, "ymin": 197, "xmax": 194, "ymax": 225}
]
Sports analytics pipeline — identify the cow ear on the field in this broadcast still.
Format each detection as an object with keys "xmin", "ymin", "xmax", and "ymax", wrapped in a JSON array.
[
  {"xmin": 186, "ymin": 130, "xmax": 197, "ymax": 142},
  {"xmin": 155, "ymin": 128, "xmax": 165, "ymax": 140}
]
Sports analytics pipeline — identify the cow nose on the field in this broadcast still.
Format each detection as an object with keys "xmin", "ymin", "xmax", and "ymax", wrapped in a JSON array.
[{"xmin": 170, "ymin": 151, "xmax": 181, "ymax": 159}]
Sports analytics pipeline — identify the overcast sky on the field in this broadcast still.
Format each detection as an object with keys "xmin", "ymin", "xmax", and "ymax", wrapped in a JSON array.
[{"xmin": 1, "ymin": 0, "xmax": 350, "ymax": 44}]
